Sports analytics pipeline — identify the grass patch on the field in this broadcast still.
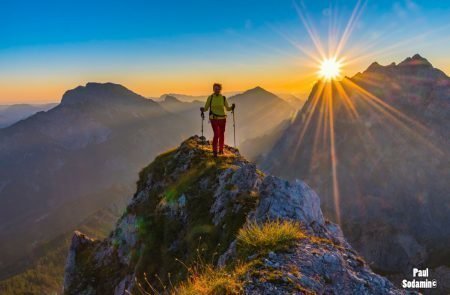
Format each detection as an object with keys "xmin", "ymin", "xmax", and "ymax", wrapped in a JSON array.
[
  {"xmin": 134, "ymin": 220, "xmax": 309, "ymax": 295},
  {"xmin": 134, "ymin": 262, "xmax": 254, "ymax": 295},
  {"xmin": 174, "ymin": 264, "xmax": 245, "ymax": 295},
  {"xmin": 237, "ymin": 220, "xmax": 305, "ymax": 257}
]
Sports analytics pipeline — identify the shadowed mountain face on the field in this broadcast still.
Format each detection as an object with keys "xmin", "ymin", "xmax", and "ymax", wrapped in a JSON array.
[
  {"xmin": 159, "ymin": 95, "xmax": 203, "ymax": 113},
  {"xmin": 276, "ymin": 93, "xmax": 307, "ymax": 110},
  {"xmin": 0, "ymin": 83, "xmax": 193, "ymax": 278},
  {"xmin": 228, "ymin": 87, "xmax": 295, "ymax": 142},
  {"xmin": 159, "ymin": 91, "xmax": 243, "ymax": 103},
  {"xmin": 0, "ymin": 103, "xmax": 57, "ymax": 128},
  {"xmin": 262, "ymin": 55, "xmax": 450, "ymax": 276}
]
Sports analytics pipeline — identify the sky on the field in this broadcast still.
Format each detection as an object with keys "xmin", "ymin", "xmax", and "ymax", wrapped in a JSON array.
[{"xmin": 0, "ymin": 0, "xmax": 450, "ymax": 104}]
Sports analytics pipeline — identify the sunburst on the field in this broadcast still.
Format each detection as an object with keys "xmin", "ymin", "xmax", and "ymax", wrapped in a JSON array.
[{"xmin": 319, "ymin": 58, "xmax": 342, "ymax": 80}]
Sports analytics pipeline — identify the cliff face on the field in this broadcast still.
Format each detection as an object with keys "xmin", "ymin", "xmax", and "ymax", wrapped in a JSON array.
[{"xmin": 63, "ymin": 136, "xmax": 406, "ymax": 294}]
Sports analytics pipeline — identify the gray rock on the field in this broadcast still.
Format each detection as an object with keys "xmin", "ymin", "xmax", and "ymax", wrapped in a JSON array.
[
  {"xmin": 252, "ymin": 176, "xmax": 324, "ymax": 228},
  {"xmin": 63, "ymin": 231, "xmax": 96, "ymax": 294},
  {"xmin": 115, "ymin": 215, "xmax": 138, "ymax": 265}
]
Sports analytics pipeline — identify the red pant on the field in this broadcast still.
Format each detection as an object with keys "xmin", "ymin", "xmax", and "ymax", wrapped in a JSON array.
[{"xmin": 210, "ymin": 119, "xmax": 226, "ymax": 153}]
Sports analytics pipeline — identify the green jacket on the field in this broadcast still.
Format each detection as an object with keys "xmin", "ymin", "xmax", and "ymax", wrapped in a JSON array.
[{"xmin": 204, "ymin": 94, "xmax": 232, "ymax": 119}]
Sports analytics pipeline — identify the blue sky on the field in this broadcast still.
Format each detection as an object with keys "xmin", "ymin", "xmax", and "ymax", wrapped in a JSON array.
[{"xmin": 1, "ymin": 0, "xmax": 449, "ymax": 103}]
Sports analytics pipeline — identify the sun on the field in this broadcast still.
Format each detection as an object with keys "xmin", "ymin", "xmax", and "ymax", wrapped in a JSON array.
[{"xmin": 319, "ymin": 58, "xmax": 342, "ymax": 80}]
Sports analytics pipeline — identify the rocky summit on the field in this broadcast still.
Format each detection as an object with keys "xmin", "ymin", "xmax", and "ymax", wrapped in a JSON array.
[{"xmin": 63, "ymin": 136, "xmax": 409, "ymax": 294}]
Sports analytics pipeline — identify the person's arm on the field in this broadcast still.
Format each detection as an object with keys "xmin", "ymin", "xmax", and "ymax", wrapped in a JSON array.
[
  {"xmin": 203, "ymin": 95, "xmax": 211, "ymax": 111},
  {"xmin": 224, "ymin": 96, "xmax": 233, "ymax": 111}
]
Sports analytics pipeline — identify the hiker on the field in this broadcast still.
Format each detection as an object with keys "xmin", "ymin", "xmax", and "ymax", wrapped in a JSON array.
[{"xmin": 200, "ymin": 83, "xmax": 235, "ymax": 157}]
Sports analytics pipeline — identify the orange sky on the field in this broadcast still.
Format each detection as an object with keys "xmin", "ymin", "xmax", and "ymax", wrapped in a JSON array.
[{"xmin": 1, "ymin": 55, "xmax": 448, "ymax": 105}]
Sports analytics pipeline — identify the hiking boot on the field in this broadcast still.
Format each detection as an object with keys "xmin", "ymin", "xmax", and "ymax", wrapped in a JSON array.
[
  {"xmin": 213, "ymin": 151, "xmax": 218, "ymax": 158},
  {"xmin": 218, "ymin": 150, "xmax": 224, "ymax": 155}
]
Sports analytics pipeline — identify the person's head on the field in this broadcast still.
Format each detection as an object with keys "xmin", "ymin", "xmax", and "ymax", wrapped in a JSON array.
[{"xmin": 213, "ymin": 83, "xmax": 222, "ymax": 95}]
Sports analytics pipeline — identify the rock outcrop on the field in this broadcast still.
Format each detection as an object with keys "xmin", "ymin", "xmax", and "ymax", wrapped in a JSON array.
[{"xmin": 64, "ymin": 136, "xmax": 408, "ymax": 294}]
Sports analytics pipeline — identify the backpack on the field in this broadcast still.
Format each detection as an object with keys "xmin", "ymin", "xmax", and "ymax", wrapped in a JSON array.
[{"xmin": 209, "ymin": 94, "xmax": 227, "ymax": 118}]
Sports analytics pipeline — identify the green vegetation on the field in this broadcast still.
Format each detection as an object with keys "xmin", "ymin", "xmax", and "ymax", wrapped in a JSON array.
[
  {"xmin": 136, "ymin": 147, "xmax": 177, "ymax": 192},
  {"xmin": 0, "ymin": 239, "xmax": 67, "ymax": 295},
  {"xmin": 126, "ymin": 140, "xmax": 261, "ymax": 293},
  {"xmin": 236, "ymin": 220, "xmax": 305, "ymax": 258},
  {"xmin": 135, "ymin": 219, "xmax": 310, "ymax": 295},
  {"xmin": 72, "ymin": 238, "xmax": 130, "ymax": 294},
  {"xmin": 164, "ymin": 160, "xmax": 215, "ymax": 203},
  {"xmin": 0, "ymin": 207, "xmax": 120, "ymax": 295},
  {"xmin": 171, "ymin": 221, "xmax": 307, "ymax": 294}
]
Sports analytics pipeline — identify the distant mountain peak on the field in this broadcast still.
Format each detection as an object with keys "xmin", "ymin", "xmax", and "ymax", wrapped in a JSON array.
[
  {"xmin": 252, "ymin": 85, "xmax": 265, "ymax": 90},
  {"xmin": 162, "ymin": 95, "xmax": 181, "ymax": 103},
  {"xmin": 238, "ymin": 86, "xmax": 277, "ymax": 98},
  {"xmin": 362, "ymin": 54, "xmax": 433, "ymax": 76},
  {"xmin": 366, "ymin": 61, "xmax": 383, "ymax": 72},
  {"xmin": 248, "ymin": 86, "xmax": 267, "ymax": 93},
  {"xmin": 399, "ymin": 54, "xmax": 432, "ymax": 67},
  {"xmin": 412, "ymin": 53, "xmax": 426, "ymax": 60},
  {"xmin": 83, "ymin": 82, "xmax": 134, "ymax": 93},
  {"xmin": 61, "ymin": 82, "xmax": 151, "ymax": 106}
]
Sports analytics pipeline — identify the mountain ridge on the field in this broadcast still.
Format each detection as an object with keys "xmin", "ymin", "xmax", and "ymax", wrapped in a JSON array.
[
  {"xmin": 0, "ymin": 103, "xmax": 57, "ymax": 128},
  {"xmin": 61, "ymin": 82, "xmax": 157, "ymax": 107}
]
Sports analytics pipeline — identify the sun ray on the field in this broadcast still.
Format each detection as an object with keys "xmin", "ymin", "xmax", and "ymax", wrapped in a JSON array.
[
  {"xmin": 293, "ymin": 1, "xmax": 327, "ymax": 60},
  {"xmin": 345, "ymin": 79, "xmax": 429, "ymax": 132},
  {"xmin": 333, "ymin": 79, "xmax": 359, "ymax": 120},
  {"xmin": 269, "ymin": 25, "xmax": 323, "ymax": 64},
  {"xmin": 342, "ymin": 78, "xmax": 446, "ymax": 156},
  {"xmin": 334, "ymin": 0, "xmax": 367, "ymax": 58},
  {"xmin": 342, "ymin": 24, "xmax": 450, "ymax": 69},
  {"xmin": 326, "ymin": 82, "xmax": 341, "ymax": 225},
  {"xmin": 292, "ymin": 81, "xmax": 325, "ymax": 159},
  {"xmin": 311, "ymin": 89, "xmax": 327, "ymax": 169}
]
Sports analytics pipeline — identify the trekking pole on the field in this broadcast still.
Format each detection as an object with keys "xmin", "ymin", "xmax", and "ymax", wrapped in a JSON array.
[
  {"xmin": 200, "ymin": 110, "xmax": 205, "ymax": 143},
  {"xmin": 232, "ymin": 109, "xmax": 236, "ymax": 148}
]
